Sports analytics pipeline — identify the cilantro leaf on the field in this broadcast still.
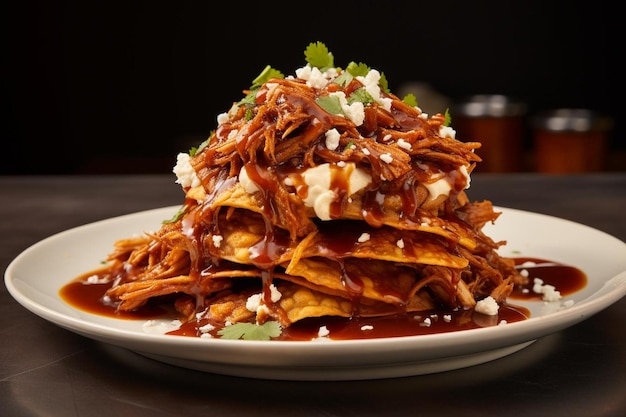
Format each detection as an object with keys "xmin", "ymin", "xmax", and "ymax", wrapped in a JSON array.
[
  {"xmin": 348, "ymin": 88, "xmax": 374, "ymax": 105},
  {"xmin": 316, "ymin": 95, "xmax": 344, "ymax": 115},
  {"xmin": 304, "ymin": 41, "xmax": 334, "ymax": 71},
  {"xmin": 346, "ymin": 61, "xmax": 369, "ymax": 77},
  {"xmin": 444, "ymin": 108, "xmax": 452, "ymax": 126},
  {"xmin": 332, "ymin": 71, "xmax": 353, "ymax": 87},
  {"xmin": 162, "ymin": 205, "xmax": 186, "ymax": 224},
  {"xmin": 402, "ymin": 93, "xmax": 418, "ymax": 107},
  {"xmin": 244, "ymin": 107, "xmax": 254, "ymax": 121},
  {"xmin": 217, "ymin": 321, "xmax": 282, "ymax": 340},
  {"xmin": 189, "ymin": 135, "xmax": 211, "ymax": 156},
  {"xmin": 238, "ymin": 65, "xmax": 284, "ymax": 108},
  {"xmin": 238, "ymin": 91, "xmax": 256, "ymax": 107},
  {"xmin": 379, "ymin": 72, "xmax": 390, "ymax": 94},
  {"xmin": 251, "ymin": 65, "xmax": 284, "ymax": 88}
]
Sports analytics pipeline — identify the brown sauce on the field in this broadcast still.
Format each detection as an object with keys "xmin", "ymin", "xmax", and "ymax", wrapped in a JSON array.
[
  {"xmin": 59, "ymin": 257, "xmax": 587, "ymax": 341},
  {"xmin": 59, "ymin": 281, "xmax": 169, "ymax": 320},
  {"xmin": 510, "ymin": 257, "xmax": 587, "ymax": 301}
]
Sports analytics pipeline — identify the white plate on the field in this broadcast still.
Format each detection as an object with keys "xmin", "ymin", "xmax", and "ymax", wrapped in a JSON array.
[{"xmin": 5, "ymin": 206, "xmax": 626, "ymax": 381}]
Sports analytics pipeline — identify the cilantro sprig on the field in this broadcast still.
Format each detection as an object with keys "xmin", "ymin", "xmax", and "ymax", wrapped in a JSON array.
[
  {"xmin": 443, "ymin": 108, "xmax": 452, "ymax": 126},
  {"xmin": 316, "ymin": 95, "xmax": 343, "ymax": 115},
  {"xmin": 238, "ymin": 65, "xmax": 284, "ymax": 107},
  {"xmin": 217, "ymin": 321, "xmax": 283, "ymax": 341},
  {"xmin": 162, "ymin": 205, "xmax": 187, "ymax": 224},
  {"xmin": 402, "ymin": 93, "xmax": 418, "ymax": 107},
  {"xmin": 189, "ymin": 134, "xmax": 212, "ymax": 156},
  {"xmin": 304, "ymin": 41, "xmax": 334, "ymax": 71}
]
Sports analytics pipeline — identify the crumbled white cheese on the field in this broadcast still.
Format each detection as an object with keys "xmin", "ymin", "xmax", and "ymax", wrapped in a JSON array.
[
  {"xmin": 422, "ymin": 166, "xmax": 471, "ymax": 202},
  {"xmin": 245, "ymin": 284, "xmax": 282, "ymax": 312},
  {"xmin": 475, "ymin": 296, "xmax": 500, "ymax": 315},
  {"xmin": 239, "ymin": 165, "xmax": 260, "ymax": 194},
  {"xmin": 291, "ymin": 162, "xmax": 371, "ymax": 220},
  {"xmin": 443, "ymin": 314, "xmax": 452, "ymax": 323},
  {"xmin": 533, "ymin": 278, "xmax": 562, "ymax": 301},
  {"xmin": 227, "ymin": 129, "xmax": 239, "ymax": 141},
  {"xmin": 396, "ymin": 138, "xmax": 412, "ymax": 150},
  {"xmin": 295, "ymin": 64, "xmax": 330, "ymax": 89},
  {"xmin": 142, "ymin": 319, "xmax": 182, "ymax": 334},
  {"xmin": 245, "ymin": 298, "xmax": 261, "ymax": 313},
  {"xmin": 325, "ymin": 128, "xmax": 341, "ymax": 150},
  {"xmin": 439, "ymin": 125, "xmax": 457, "ymax": 139},
  {"xmin": 396, "ymin": 239, "xmax": 405, "ymax": 249},
  {"xmin": 357, "ymin": 232, "xmax": 371, "ymax": 243},
  {"xmin": 356, "ymin": 69, "xmax": 392, "ymax": 111},
  {"xmin": 459, "ymin": 165, "xmax": 471, "ymax": 189},
  {"xmin": 173, "ymin": 153, "xmax": 201, "ymax": 188},
  {"xmin": 423, "ymin": 176, "xmax": 452, "ymax": 201},
  {"xmin": 217, "ymin": 112, "xmax": 229, "ymax": 125},
  {"xmin": 317, "ymin": 325, "xmax": 330, "ymax": 339},
  {"xmin": 380, "ymin": 152, "xmax": 393, "ymax": 164},
  {"xmin": 212, "ymin": 235, "xmax": 223, "ymax": 248},
  {"xmin": 360, "ymin": 324, "xmax": 374, "ymax": 331},
  {"xmin": 86, "ymin": 274, "xmax": 108, "ymax": 284},
  {"xmin": 328, "ymin": 91, "xmax": 365, "ymax": 126},
  {"xmin": 420, "ymin": 317, "xmax": 432, "ymax": 327},
  {"xmin": 198, "ymin": 323, "xmax": 215, "ymax": 334}
]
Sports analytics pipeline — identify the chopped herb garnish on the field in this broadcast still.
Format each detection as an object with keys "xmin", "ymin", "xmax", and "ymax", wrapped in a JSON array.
[
  {"xmin": 244, "ymin": 107, "xmax": 254, "ymax": 121},
  {"xmin": 402, "ymin": 93, "xmax": 418, "ymax": 107},
  {"xmin": 379, "ymin": 73, "xmax": 390, "ymax": 94},
  {"xmin": 346, "ymin": 61, "xmax": 370, "ymax": 77},
  {"xmin": 189, "ymin": 135, "xmax": 212, "ymax": 156},
  {"xmin": 238, "ymin": 65, "xmax": 284, "ymax": 108},
  {"xmin": 236, "ymin": 42, "xmax": 393, "ymax": 118},
  {"xmin": 348, "ymin": 88, "xmax": 374, "ymax": 105},
  {"xmin": 332, "ymin": 71, "xmax": 353, "ymax": 87},
  {"xmin": 316, "ymin": 95, "xmax": 344, "ymax": 115},
  {"xmin": 162, "ymin": 205, "xmax": 186, "ymax": 224},
  {"xmin": 304, "ymin": 41, "xmax": 334, "ymax": 71},
  {"xmin": 238, "ymin": 91, "xmax": 257, "ymax": 107},
  {"xmin": 217, "ymin": 321, "xmax": 283, "ymax": 340},
  {"xmin": 251, "ymin": 65, "xmax": 284, "ymax": 89},
  {"xmin": 444, "ymin": 108, "xmax": 452, "ymax": 126}
]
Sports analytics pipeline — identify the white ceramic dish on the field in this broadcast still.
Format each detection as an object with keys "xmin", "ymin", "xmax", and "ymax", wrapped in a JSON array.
[{"xmin": 5, "ymin": 206, "xmax": 626, "ymax": 381}]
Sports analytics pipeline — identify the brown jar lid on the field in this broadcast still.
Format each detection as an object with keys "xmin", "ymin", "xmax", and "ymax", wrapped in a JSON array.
[
  {"xmin": 452, "ymin": 94, "xmax": 527, "ymax": 117},
  {"xmin": 532, "ymin": 109, "xmax": 613, "ymax": 132}
]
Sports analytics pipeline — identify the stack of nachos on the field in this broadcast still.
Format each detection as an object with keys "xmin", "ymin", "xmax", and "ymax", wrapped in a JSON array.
[{"xmin": 90, "ymin": 42, "xmax": 526, "ymax": 339}]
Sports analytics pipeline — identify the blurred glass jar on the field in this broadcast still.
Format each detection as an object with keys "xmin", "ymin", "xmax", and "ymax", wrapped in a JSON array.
[
  {"xmin": 452, "ymin": 95, "xmax": 527, "ymax": 173},
  {"xmin": 531, "ymin": 109, "xmax": 613, "ymax": 173}
]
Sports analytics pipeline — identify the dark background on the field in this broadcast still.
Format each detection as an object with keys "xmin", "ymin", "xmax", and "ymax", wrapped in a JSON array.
[{"xmin": 4, "ymin": 1, "xmax": 622, "ymax": 175}]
